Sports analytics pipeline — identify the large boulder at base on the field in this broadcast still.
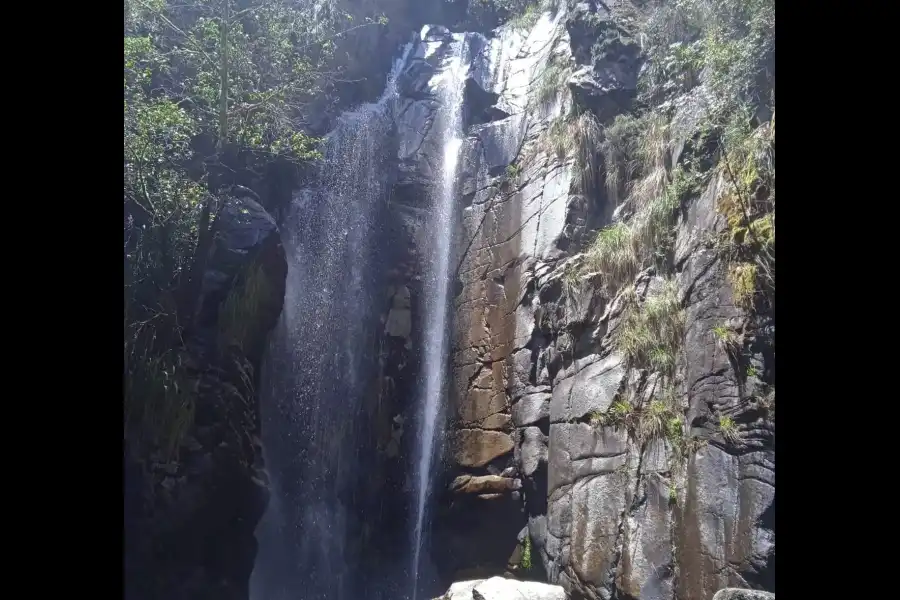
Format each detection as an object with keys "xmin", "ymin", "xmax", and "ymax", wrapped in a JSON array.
[
  {"xmin": 713, "ymin": 589, "xmax": 775, "ymax": 600},
  {"xmin": 436, "ymin": 577, "xmax": 567, "ymax": 600}
]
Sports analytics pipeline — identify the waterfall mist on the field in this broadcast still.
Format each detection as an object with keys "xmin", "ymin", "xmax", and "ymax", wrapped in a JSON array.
[
  {"xmin": 250, "ymin": 44, "xmax": 413, "ymax": 600},
  {"xmin": 410, "ymin": 33, "xmax": 470, "ymax": 600}
]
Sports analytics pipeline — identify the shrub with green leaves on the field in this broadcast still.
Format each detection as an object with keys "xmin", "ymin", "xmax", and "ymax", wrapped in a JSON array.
[{"xmin": 728, "ymin": 262, "xmax": 757, "ymax": 308}]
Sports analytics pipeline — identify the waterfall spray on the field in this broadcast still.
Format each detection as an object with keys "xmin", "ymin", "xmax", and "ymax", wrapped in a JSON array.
[{"xmin": 410, "ymin": 33, "xmax": 470, "ymax": 600}]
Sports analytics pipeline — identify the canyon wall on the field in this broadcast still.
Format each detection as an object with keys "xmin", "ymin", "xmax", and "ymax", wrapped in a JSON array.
[{"xmin": 393, "ymin": 3, "xmax": 775, "ymax": 599}]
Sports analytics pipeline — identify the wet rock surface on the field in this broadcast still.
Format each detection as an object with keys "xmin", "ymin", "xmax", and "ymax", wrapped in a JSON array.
[
  {"xmin": 124, "ymin": 197, "xmax": 287, "ymax": 600},
  {"xmin": 396, "ymin": 3, "xmax": 776, "ymax": 599}
]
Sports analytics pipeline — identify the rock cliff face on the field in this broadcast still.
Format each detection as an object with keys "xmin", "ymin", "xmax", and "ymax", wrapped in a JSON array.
[
  {"xmin": 374, "ymin": 1, "xmax": 775, "ymax": 599},
  {"xmin": 124, "ymin": 194, "xmax": 288, "ymax": 600}
]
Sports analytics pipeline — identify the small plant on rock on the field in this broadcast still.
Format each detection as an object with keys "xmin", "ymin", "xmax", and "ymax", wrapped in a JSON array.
[
  {"xmin": 757, "ymin": 387, "xmax": 775, "ymax": 421},
  {"xmin": 520, "ymin": 534, "xmax": 533, "ymax": 570},
  {"xmin": 540, "ymin": 111, "xmax": 602, "ymax": 196},
  {"xmin": 639, "ymin": 399, "xmax": 674, "ymax": 442},
  {"xmin": 587, "ymin": 409, "xmax": 605, "ymax": 426},
  {"xmin": 718, "ymin": 415, "xmax": 739, "ymax": 443},
  {"xmin": 728, "ymin": 262, "xmax": 757, "ymax": 309},
  {"xmin": 617, "ymin": 279, "xmax": 685, "ymax": 377},
  {"xmin": 535, "ymin": 51, "xmax": 573, "ymax": 107},
  {"xmin": 507, "ymin": 1, "xmax": 544, "ymax": 33},
  {"xmin": 666, "ymin": 415, "xmax": 684, "ymax": 447},
  {"xmin": 712, "ymin": 324, "xmax": 740, "ymax": 355},
  {"xmin": 584, "ymin": 223, "xmax": 640, "ymax": 292},
  {"xmin": 608, "ymin": 399, "xmax": 635, "ymax": 429}
]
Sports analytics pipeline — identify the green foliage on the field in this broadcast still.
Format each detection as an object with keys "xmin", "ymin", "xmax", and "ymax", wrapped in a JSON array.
[
  {"xmin": 616, "ymin": 279, "xmax": 684, "ymax": 377},
  {"xmin": 636, "ymin": 0, "xmax": 776, "ymax": 307},
  {"xmin": 666, "ymin": 415, "xmax": 684, "ymax": 446},
  {"xmin": 728, "ymin": 262, "xmax": 757, "ymax": 308},
  {"xmin": 506, "ymin": 162, "xmax": 523, "ymax": 179},
  {"xmin": 640, "ymin": 0, "xmax": 774, "ymax": 103},
  {"xmin": 746, "ymin": 365, "xmax": 758, "ymax": 378},
  {"xmin": 668, "ymin": 484, "xmax": 677, "ymax": 505},
  {"xmin": 716, "ymin": 109, "xmax": 775, "ymax": 299},
  {"xmin": 520, "ymin": 534, "xmax": 533, "ymax": 570},
  {"xmin": 508, "ymin": 1, "xmax": 543, "ymax": 31},
  {"xmin": 585, "ymin": 112, "xmax": 686, "ymax": 290},
  {"xmin": 537, "ymin": 110, "xmax": 602, "ymax": 198},
  {"xmin": 589, "ymin": 398, "xmax": 635, "ymax": 430},
  {"xmin": 718, "ymin": 415, "xmax": 739, "ymax": 443},
  {"xmin": 463, "ymin": 0, "xmax": 549, "ymax": 32},
  {"xmin": 639, "ymin": 399, "xmax": 673, "ymax": 443},
  {"xmin": 712, "ymin": 324, "xmax": 740, "ymax": 354},
  {"xmin": 124, "ymin": 343, "xmax": 194, "ymax": 461},
  {"xmin": 610, "ymin": 399, "xmax": 635, "ymax": 424},
  {"xmin": 584, "ymin": 223, "xmax": 640, "ymax": 292},
  {"xmin": 218, "ymin": 261, "xmax": 271, "ymax": 351},
  {"xmin": 123, "ymin": 0, "xmax": 389, "ymax": 459},
  {"xmin": 600, "ymin": 113, "xmax": 644, "ymax": 205},
  {"xmin": 535, "ymin": 52, "xmax": 573, "ymax": 107}
]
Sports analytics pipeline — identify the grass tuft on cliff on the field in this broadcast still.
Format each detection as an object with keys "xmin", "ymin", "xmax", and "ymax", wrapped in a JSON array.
[
  {"xmin": 535, "ymin": 51, "xmax": 573, "ymax": 108},
  {"xmin": 616, "ymin": 279, "xmax": 684, "ymax": 377},
  {"xmin": 124, "ymin": 346, "xmax": 195, "ymax": 461},
  {"xmin": 218, "ymin": 262, "xmax": 272, "ymax": 352}
]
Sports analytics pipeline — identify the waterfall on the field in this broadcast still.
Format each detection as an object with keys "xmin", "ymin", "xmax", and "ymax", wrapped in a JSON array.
[
  {"xmin": 410, "ymin": 33, "xmax": 471, "ymax": 600},
  {"xmin": 250, "ymin": 43, "xmax": 413, "ymax": 600}
]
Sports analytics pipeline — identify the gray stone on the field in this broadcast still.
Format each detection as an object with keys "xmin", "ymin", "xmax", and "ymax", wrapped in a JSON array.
[
  {"xmin": 519, "ymin": 426, "xmax": 548, "ymax": 477},
  {"xmin": 440, "ymin": 580, "xmax": 481, "ymax": 600},
  {"xmin": 481, "ymin": 412, "xmax": 512, "ymax": 430},
  {"xmin": 471, "ymin": 577, "xmax": 566, "ymax": 600},
  {"xmin": 712, "ymin": 590, "xmax": 775, "ymax": 600},
  {"xmin": 677, "ymin": 445, "xmax": 775, "ymax": 599},
  {"xmin": 512, "ymin": 392, "xmax": 551, "ymax": 426},
  {"xmin": 550, "ymin": 353, "xmax": 626, "ymax": 423},
  {"xmin": 569, "ymin": 470, "xmax": 629, "ymax": 588}
]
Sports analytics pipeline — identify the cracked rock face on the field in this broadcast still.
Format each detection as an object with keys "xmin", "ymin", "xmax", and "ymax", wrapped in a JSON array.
[
  {"xmin": 385, "ymin": 4, "xmax": 775, "ymax": 599},
  {"xmin": 298, "ymin": 3, "xmax": 774, "ymax": 598}
]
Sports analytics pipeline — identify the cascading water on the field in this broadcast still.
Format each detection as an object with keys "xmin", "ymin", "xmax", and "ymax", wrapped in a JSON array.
[
  {"xmin": 250, "ymin": 43, "xmax": 412, "ymax": 600},
  {"xmin": 410, "ymin": 33, "xmax": 471, "ymax": 600}
]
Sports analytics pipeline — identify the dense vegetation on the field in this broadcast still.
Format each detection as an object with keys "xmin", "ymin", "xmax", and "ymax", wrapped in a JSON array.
[{"xmin": 123, "ymin": 0, "xmax": 388, "ymax": 459}]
